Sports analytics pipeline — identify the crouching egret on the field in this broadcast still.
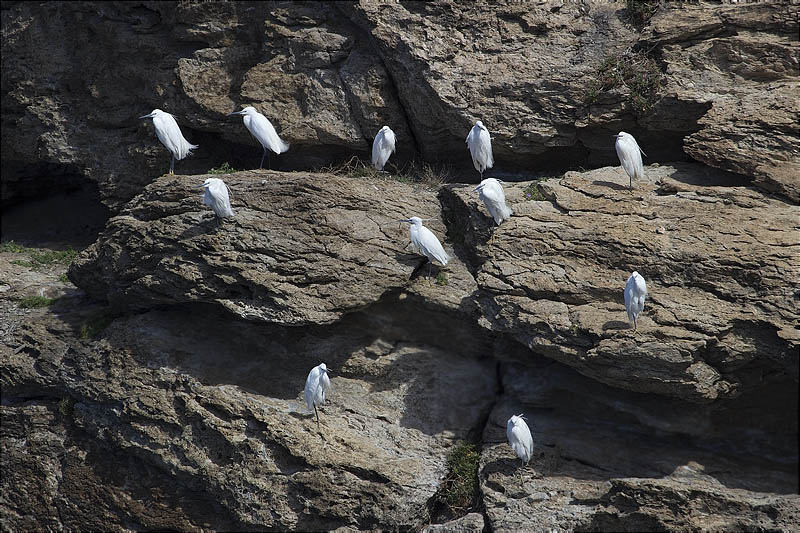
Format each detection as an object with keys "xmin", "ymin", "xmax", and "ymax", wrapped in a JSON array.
[
  {"xmin": 139, "ymin": 109, "xmax": 198, "ymax": 175},
  {"xmin": 372, "ymin": 126, "xmax": 396, "ymax": 171},
  {"xmin": 228, "ymin": 106, "xmax": 289, "ymax": 169},
  {"xmin": 614, "ymin": 131, "xmax": 646, "ymax": 190},
  {"xmin": 507, "ymin": 414, "xmax": 533, "ymax": 472},
  {"xmin": 466, "ymin": 121, "xmax": 494, "ymax": 179},
  {"xmin": 475, "ymin": 178, "xmax": 513, "ymax": 225},
  {"xmin": 401, "ymin": 217, "xmax": 449, "ymax": 277},
  {"xmin": 304, "ymin": 363, "xmax": 331, "ymax": 430},
  {"xmin": 624, "ymin": 271, "xmax": 648, "ymax": 331},
  {"xmin": 198, "ymin": 177, "xmax": 234, "ymax": 219}
]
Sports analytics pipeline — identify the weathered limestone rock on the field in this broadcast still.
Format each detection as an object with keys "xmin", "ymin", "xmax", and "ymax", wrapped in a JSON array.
[{"xmin": 441, "ymin": 163, "xmax": 799, "ymax": 402}]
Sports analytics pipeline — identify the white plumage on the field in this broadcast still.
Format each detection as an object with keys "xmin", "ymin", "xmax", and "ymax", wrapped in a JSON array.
[
  {"xmin": 506, "ymin": 414, "xmax": 533, "ymax": 466},
  {"xmin": 475, "ymin": 178, "xmax": 513, "ymax": 225},
  {"xmin": 466, "ymin": 120, "xmax": 494, "ymax": 178},
  {"xmin": 624, "ymin": 271, "xmax": 648, "ymax": 330},
  {"xmin": 403, "ymin": 217, "xmax": 449, "ymax": 271},
  {"xmin": 229, "ymin": 106, "xmax": 289, "ymax": 169},
  {"xmin": 614, "ymin": 131, "xmax": 646, "ymax": 190},
  {"xmin": 199, "ymin": 177, "xmax": 235, "ymax": 219},
  {"xmin": 139, "ymin": 109, "xmax": 198, "ymax": 174},
  {"xmin": 372, "ymin": 126, "xmax": 396, "ymax": 171},
  {"xmin": 304, "ymin": 363, "xmax": 331, "ymax": 429}
]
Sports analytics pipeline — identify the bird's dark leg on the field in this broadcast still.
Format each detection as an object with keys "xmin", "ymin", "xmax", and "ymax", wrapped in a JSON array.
[
  {"xmin": 170, "ymin": 156, "xmax": 175, "ymax": 175},
  {"xmin": 629, "ymin": 176, "xmax": 633, "ymax": 191},
  {"xmin": 428, "ymin": 262, "xmax": 432, "ymax": 279},
  {"xmin": 260, "ymin": 147, "xmax": 266, "ymax": 170},
  {"xmin": 314, "ymin": 404, "xmax": 320, "ymax": 430},
  {"xmin": 633, "ymin": 316, "xmax": 638, "ymax": 331}
]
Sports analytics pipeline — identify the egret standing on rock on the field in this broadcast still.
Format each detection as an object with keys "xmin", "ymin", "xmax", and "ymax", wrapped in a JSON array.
[
  {"xmin": 624, "ymin": 271, "xmax": 648, "ymax": 331},
  {"xmin": 507, "ymin": 414, "xmax": 533, "ymax": 472},
  {"xmin": 466, "ymin": 120, "xmax": 494, "ymax": 179},
  {"xmin": 401, "ymin": 217, "xmax": 449, "ymax": 278},
  {"xmin": 139, "ymin": 109, "xmax": 198, "ymax": 175},
  {"xmin": 228, "ymin": 106, "xmax": 289, "ymax": 170},
  {"xmin": 615, "ymin": 131, "xmax": 646, "ymax": 190},
  {"xmin": 475, "ymin": 178, "xmax": 513, "ymax": 225},
  {"xmin": 372, "ymin": 126, "xmax": 396, "ymax": 171},
  {"xmin": 305, "ymin": 363, "xmax": 331, "ymax": 430},
  {"xmin": 198, "ymin": 177, "xmax": 235, "ymax": 219}
]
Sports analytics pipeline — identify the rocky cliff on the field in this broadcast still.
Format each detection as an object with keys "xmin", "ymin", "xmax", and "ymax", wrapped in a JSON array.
[
  {"xmin": 2, "ymin": 1, "xmax": 798, "ymax": 209},
  {"xmin": 1, "ymin": 1, "xmax": 799, "ymax": 532}
]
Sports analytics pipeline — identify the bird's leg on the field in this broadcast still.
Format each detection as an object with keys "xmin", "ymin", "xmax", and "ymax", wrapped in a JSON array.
[
  {"xmin": 633, "ymin": 316, "xmax": 638, "ymax": 331},
  {"xmin": 170, "ymin": 156, "xmax": 175, "ymax": 175},
  {"xmin": 314, "ymin": 404, "xmax": 320, "ymax": 431},
  {"xmin": 260, "ymin": 148, "xmax": 266, "ymax": 170},
  {"xmin": 629, "ymin": 176, "xmax": 633, "ymax": 191},
  {"xmin": 428, "ymin": 262, "xmax": 432, "ymax": 280}
]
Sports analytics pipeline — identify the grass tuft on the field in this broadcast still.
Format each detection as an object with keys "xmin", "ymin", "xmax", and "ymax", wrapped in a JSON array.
[
  {"xmin": 58, "ymin": 273, "xmax": 70, "ymax": 283},
  {"xmin": 208, "ymin": 162, "xmax": 238, "ymax": 174},
  {"xmin": 435, "ymin": 272, "xmax": 448, "ymax": 286},
  {"xmin": 0, "ymin": 241, "xmax": 31, "ymax": 253},
  {"xmin": 524, "ymin": 183, "xmax": 547, "ymax": 201},
  {"xmin": 439, "ymin": 441, "xmax": 481, "ymax": 514},
  {"xmin": 626, "ymin": 0, "xmax": 660, "ymax": 27},
  {"xmin": 321, "ymin": 156, "xmax": 450, "ymax": 190},
  {"xmin": 19, "ymin": 295, "xmax": 56, "ymax": 309},
  {"xmin": 80, "ymin": 313, "xmax": 115, "ymax": 340},
  {"xmin": 583, "ymin": 49, "xmax": 663, "ymax": 116}
]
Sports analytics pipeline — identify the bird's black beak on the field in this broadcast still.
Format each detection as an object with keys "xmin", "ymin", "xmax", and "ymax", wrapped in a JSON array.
[{"xmin": 228, "ymin": 111, "xmax": 244, "ymax": 116}]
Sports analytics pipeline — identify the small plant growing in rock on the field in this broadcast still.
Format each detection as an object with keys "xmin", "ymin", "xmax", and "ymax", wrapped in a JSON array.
[
  {"xmin": 57, "ymin": 273, "xmax": 69, "ymax": 283},
  {"xmin": 435, "ymin": 272, "xmax": 448, "ymax": 286},
  {"xmin": 583, "ymin": 49, "xmax": 663, "ymax": 116},
  {"xmin": 19, "ymin": 295, "xmax": 56, "ymax": 308},
  {"xmin": 0, "ymin": 241, "xmax": 31, "ymax": 253},
  {"xmin": 626, "ymin": 0, "xmax": 660, "ymax": 27},
  {"xmin": 439, "ymin": 441, "xmax": 481, "ymax": 514},
  {"xmin": 208, "ymin": 162, "xmax": 238, "ymax": 174},
  {"xmin": 524, "ymin": 183, "xmax": 547, "ymax": 201},
  {"xmin": 80, "ymin": 313, "xmax": 115, "ymax": 339},
  {"xmin": 57, "ymin": 397, "xmax": 75, "ymax": 419}
]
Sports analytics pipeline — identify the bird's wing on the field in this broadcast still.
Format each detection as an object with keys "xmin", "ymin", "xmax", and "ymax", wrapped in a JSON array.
[
  {"xmin": 478, "ymin": 128, "xmax": 494, "ymax": 169},
  {"xmin": 385, "ymin": 128, "xmax": 396, "ymax": 153},
  {"xmin": 616, "ymin": 137, "xmax": 644, "ymax": 180},
  {"xmin": 152, "ymin": 113, "xmax": 182, "ymax": 158},
  {"xmin": 417, "ymin": 226, "xmax": 449, "ymax": 265},
  {"xmin": 251, "ymin": 113, "xmax": 290, "ymax": 154},
  {"xmin": 210, "ymin": 181, "xmax": 234, "ymax": 217},
  {"xmin": 371, "ymin": 130, "xmax": 384, "ymax": 168},
  {"xmin": 511, "ymin": 422, "xmax": 533, "ymax": 459},
  {"xmin": 372, "ymin": 129, "xmax": 393, "ymax": 170}
]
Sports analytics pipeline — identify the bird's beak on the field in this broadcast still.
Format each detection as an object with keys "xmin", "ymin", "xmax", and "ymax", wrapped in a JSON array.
[
  {"xmin": 195, "ymin": 184, "xmax": 206, "ymax": 189},
  {"xmin": 399, "ymin": 219, "xmax": 412, "ymax": 223},
  {"xmin": 228, "ymin": 110, "xmax": 245, "ymax": 116},
  {"xmin": 139, "ymin": 113, "xmax": 155, "ymax": 119},
  {"xmin": 474, "ymin": 185, "xmax": 484, "ymax": 192},
  {"xmin": 613, "ymin": 134, "xmax": 621, "ymax": 138}
]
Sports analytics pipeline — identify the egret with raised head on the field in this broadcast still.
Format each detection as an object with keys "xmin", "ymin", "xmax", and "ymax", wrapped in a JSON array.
[
  {"xmin": 614, "ymin": 131, "xmax": 646, "ymax": 190},
  {"xmin": 198, "ymin": 177, "xmax": 235, "ymax": 219},
  {"xmin": 372, "ymin": 126, "xmax": 396, "ymax": 171},
  {"xmin": 229, "ymin": 106, "xmax": 289, "ymax": 169},
  {"xmin": 507, "ymin": 414, "xmax": 533, "ymax": 471},
  {"xmin": 401, "ymin": 217, "xmax": 449, "ymax": 277},
  {"xmin": 624, "ymin": 271, "xmax": 648, "ymax": 331},
  {"xmin": 466, "ymin": 120, "xmax": 494, "ymax": 179},
  {"xmin": 475, "ymin": 178, "xmax": 513, "ymax": 225},
  {"xmin": 304, "ymin": 363, "xmax": 331, "ymax": 430},
  {"xmin": 139, "ymin": 109, "xmax": 198, "ymax": 175}
]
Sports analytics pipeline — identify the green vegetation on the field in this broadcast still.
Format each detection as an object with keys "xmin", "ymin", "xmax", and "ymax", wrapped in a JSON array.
[
  {"xmin": 208, "ymin": 162, "xmax": 238, "ymax": 174},
  {"xmin": 626, "ymin": 0, "xmax": 660, "ymax": 27},
  {"xmin": 524, "ymin": 183, "xmax": 547, "ymax": 201},
  {"xmin": 435, "ymin": 272, "xmax": 448, "ymax": 286},
  {"xmin": 437, "ymin": 441, "xmax": 481, "ymax": 514},
  {"xmin": 321, "ymin": 156, "xmax": 450, "ymax": 190},
  {"xmin": 58, "ymin": 397, "xmax": 75, "ymax": 419},
  {"xmin": 80, "ymin": 313, "xmax": 115, "ymax": 340},
  {"xmin": 0, "ymin": 241, "xmax": 30, "ymax": 253},
  {"xmin": 583, "ymin": 50, "xmax": 663, "ymax": 116},
  {"xmin": 58, "ymin": 273, "xmax": 70, "ymax": 283},
  {"xmin": 1, "ymin": 241, "xmax": 78, "ymax": 270},
  {"xmin": 19, "ymin": 295, "xmax": 56, "ymax": 309}
]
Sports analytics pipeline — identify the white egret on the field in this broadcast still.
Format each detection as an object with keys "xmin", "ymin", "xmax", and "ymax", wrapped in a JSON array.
[
  {"xmin": 624, "ymin": 271, "xmax": 648, "ymax": 330},
  {"xmin": 228, "ymin": 106, "xmax": 290, "ymax": 169},
  {"xmin": 372, "ymin": 125, "xmax": 396, "ymax": 171},
  {"xmin": 614, "ymin": 131, "xmax": 646, "ymax": 190},
  {"xmin": 304, "ymin": 363, "xmax": 331, "ymax": 430},
  {"xmin": 197, "ymin": 177, "xmax": 235, "ymax": 219},
  {"xmin": 401, "ymin": 217, "xmax": 449, "ymax": 277},
  {"xmin": 507, "ymin": 414, "xmax": 533, "ymax": 471},
  {"xmin": 139, "ymin": 109, "xmax": 198, "ymax": 175},
  {"xmin": 466, "ymin": 120, "xmax": 494, "ymax": 179},
  {"xmin": 474, "ymin": 178, "xmax": 513, "ymax": 225}
]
